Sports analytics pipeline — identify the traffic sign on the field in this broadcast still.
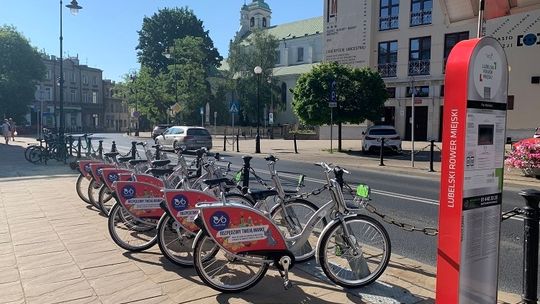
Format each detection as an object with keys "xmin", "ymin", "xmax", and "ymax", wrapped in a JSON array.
[
  {"xmin": 328, "ymin": 102, "xmax": 337, "ymax": 108},
  {"xmin": 200, "ymin": 107, "xmax": 204, "ymax": 115},
  {"xmin": 268, "ymin": 112, "xmax": 274, "ymax": 125},
  {"xmin": 133, "ymin": 111, "xmax": 140, "ymax": 118},
  {"xmin": 329, "ymin": 80, "xmax": 337, "ymax": 107},
  {"xmin": 229, "ymin": 100, "xmax": 240, "ymax": 113}
]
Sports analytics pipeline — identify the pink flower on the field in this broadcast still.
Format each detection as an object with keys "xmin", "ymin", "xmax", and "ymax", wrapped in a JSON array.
[{"xmin": 505, "ymin": 142, "xmax": 540, "ymax": 169}]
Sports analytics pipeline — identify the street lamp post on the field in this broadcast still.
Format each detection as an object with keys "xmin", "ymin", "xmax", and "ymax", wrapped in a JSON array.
[
  {"xmin": 254, "ymin": 66, "xmax": 262, "ymax": 153},
  {"xmin": 163, "ymin": 50, "xmax": 177, "ymax": 125},
  {"xmin": 130, "ymin": 74, "xmax": 139, "ymax": 136},
  {"xmin": 59, "ymin": 0, "xmax": 82, "ymax": 157}
]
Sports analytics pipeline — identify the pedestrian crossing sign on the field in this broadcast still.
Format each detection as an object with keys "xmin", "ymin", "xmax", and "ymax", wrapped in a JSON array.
[{"xmin": 229, "ymin": 100, "xmax": 240, "ymax": 113}]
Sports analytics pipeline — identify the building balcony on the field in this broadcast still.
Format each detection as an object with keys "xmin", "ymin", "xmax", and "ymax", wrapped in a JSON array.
[
  {"xmin": 379, "ymin": 15, "xmax": 399, "ymax": 31},
  {"xmin": 408, "ymin": 59, "xmax": 431, "ymax": 76},
  {"xmin": 378, "ymin": 63, "xmax": 397, "ymax": 78},
  {"xmin": 410, "ymin": 10, "xmax": 432, "ymax": 26}
]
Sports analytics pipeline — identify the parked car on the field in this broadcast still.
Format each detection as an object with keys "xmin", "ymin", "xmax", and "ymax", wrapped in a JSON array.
[
  {"xmin": 155, "ymin": 126, "xmax": 213, "ymax": 151},
  {"xmin": 362, "ymin": 125, "xmax": 402, "ymax": 154},
  {"xmin": 534, "ymin": 127, "xmax": 540, "ymax": 138},
  {"xmin": 152, "ymin": 124, "xmax": 173, "ymax": 139}
]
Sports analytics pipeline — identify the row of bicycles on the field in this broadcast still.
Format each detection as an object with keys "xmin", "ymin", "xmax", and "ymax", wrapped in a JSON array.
[{"xmin": 73, "ymin": 142, "xmax": 391, "ymax": 293}]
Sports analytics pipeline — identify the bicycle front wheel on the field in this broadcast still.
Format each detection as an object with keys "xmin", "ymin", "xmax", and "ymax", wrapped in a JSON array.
[
  {"xmin": 156, "ymin": 214, "xmax": 195, "ymax": 267},
  {"xmin": 98, "ymin": 186, "xmax": 115, "ymax": 216},
  {"xmin": 270, "ymin": 198, "xmax": 325, "ymax": 262},
  {"xmin": 193, "ymin": 233, "xmax": 268, "ymax": 293},
  {"xmin": 87, "ymin": 179, "xmax": 102, "ymax": 209},
  {"xmin": 76, "ymin": 174, "xmax": 91, "ymax": 204},
  {"xmin": 107, "ymin": 202, "xmax": 158, "ymax": 252},
  {"xmin": 318, "ymin": 214, "xmax": 391, "ymax": 288}
]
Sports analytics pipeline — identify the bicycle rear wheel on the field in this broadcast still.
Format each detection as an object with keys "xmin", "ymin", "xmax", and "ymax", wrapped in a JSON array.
[
  {"xmin": 87, "ymin": 179, "xmax": 102, "ymax": 209},
  {"xmin": 107, "ymin": 202, "xmax": 158, "ymax": 252},
  {"xmin": 270, "ymin": 198, "xmax": 325, "ymax": 262},
  {"xmin": 28, "ymin": 146, "xmax": 44, "ymax": 164},
  {"xmin": 318, "ymin": 214, "xmax": 391, "ymax": 288},
  {"xmin": 193, "ymin": 233, "xmax": 268, "ymax": 293},
  {"xmin": 25, "ymin": 146, "xmax": 38, "ymax": 162}
]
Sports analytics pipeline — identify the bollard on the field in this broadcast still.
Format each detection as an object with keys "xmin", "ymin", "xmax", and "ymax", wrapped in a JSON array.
[
  {"xmin": 379, "ymin": 138, "xmax": 385, "ymax": 166},
  {"xmin": 69, "ymin": 135, "xmax": 73, "ymax": 156},
  {"xmin": 155, "ymin": 145, "xmax": 161, "ymax": 160},
  {"xmin": 429, "ymin": 140, "xmax": 435, "ymax": 172},
  {"xmin": 196, "ymin": 149, "xmax": 205, "ymax": 177},
  {"xmin": 236, "ymin": 134, "xmax": 240, "ymax": 152},
  {"xmin": 98, "ymin": 140, "xmax": 103, "ymax": 159},
  {"xmin": 111, "ymin": 141, "xmax": 117, "ymax": 152},
  {"xmin": 518, "ymin": 189, "xmax": 540, "ymax": 304},
  {"xmin": 87, "ymin": 138, "xmax": 93, "ymax": 156},
  {"xmin": 293, "ymin": 133, "xmax": 298, "ymax": 154},
  {"xmin": 77, "ymin": 137, "xmax": 82, "ymax": 159},
  {"xmin": 241, "ymin": 156, "xmax": 252, "ymax": 194},
  {"xmin": 131, "ymin": 141, "xmax": 137, "ymax": 159},
  {"xmin": 223, "ymin": 135, "xmax": 227, "ymax": 152}
]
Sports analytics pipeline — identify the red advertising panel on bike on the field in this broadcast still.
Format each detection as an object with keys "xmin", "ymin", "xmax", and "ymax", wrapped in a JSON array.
[
  {"xmin": 78, "ymin": 160, "xmax": 103, "ymax": 179},
  {"xmin": 199, "ymin": 204, "xmax": 287, "ymax": 254},
  {"xmin": 164, "ymin": 190, "xmax": 218, "ymax": 233},
  {"xmin": 88, "ymin": 163, "xmax": 116, "ymax": 187},
  {"xmin": 101, "ymin": 168, "xmax": 132, "ymax": 190},
  {"xmin": 132, "ymin": 174, "xmax": 165, "ymax": 188},
  {"xmin": 114, "ymin": 181, "xmax": 164, "ymax": 219}
]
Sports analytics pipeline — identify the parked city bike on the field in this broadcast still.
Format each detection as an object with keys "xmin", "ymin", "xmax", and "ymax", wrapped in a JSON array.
[{"xmin": 192, "ymin": 162, "xmax": 391, "ymax": 292}]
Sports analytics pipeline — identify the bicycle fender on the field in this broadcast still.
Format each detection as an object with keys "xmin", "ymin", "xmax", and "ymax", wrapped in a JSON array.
[
  {"xmin": 192, "ymin": 230, "xmax": 206, "ymax": 250},
  {"xmin": 315, "ymin": 214, "xmax": 358, "ymax": 265}
]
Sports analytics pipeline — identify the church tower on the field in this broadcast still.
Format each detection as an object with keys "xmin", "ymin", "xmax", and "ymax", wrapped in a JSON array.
[{"xmin": 237, "ymin": 0, "xmax": 272, "ymax": 38}]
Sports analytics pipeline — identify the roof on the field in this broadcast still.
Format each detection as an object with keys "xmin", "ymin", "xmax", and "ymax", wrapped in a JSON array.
[
  {"xmin": 245, "ymin": 0, "xmax": 271, "ymax": 11},
  {"xmin": 244, "ymin": 16, "xmax": 323, "ymax": 41},
  {"xmin": 271, "ymin": 63, "xmax": 320, "ymax": 77}
]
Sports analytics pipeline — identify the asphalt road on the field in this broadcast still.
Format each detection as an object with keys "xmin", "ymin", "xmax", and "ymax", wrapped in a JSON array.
[{"xmin": 90, "ymin": 133, "xmax": 538, "ymax": 295}]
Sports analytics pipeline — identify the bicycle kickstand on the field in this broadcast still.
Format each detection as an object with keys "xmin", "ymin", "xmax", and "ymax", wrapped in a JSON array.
[{"xmin": 278, "ymin": 256, "xmax": 293, "ymax": 290}]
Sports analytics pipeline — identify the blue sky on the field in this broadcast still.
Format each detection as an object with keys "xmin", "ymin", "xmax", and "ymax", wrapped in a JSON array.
[{"xmin": 0, "ymin": 1, "xmax": 323, "ymax": 82}]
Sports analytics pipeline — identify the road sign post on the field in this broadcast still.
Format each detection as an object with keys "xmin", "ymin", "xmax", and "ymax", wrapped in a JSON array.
[
  {"xmin": 436, "ymin": 37, "xmax": 508, "ymax": 304},
  {"xmin": 229, "ymin": 100, "xmax": 240, "ymax": 134},
  {"xmin": 329, "ymin": 80, "xmax": 337, "ymax": 153}
]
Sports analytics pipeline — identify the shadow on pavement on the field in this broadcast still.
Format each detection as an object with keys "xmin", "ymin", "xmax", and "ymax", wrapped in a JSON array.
[{"xmin": 344, "ymin": 149, "xmax": 441, "ymax": 163}]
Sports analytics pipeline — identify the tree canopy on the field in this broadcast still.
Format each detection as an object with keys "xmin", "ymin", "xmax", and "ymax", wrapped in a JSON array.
[
  {"xmin": 292, "ymin": 62, "xmax": 388, "ymax": 126},
  {"xmin": 136, "ymin": 7, "xmax": 222, "ymax": 75},
  {"xmin": 227, "ymin": 30, "xmax": 281, "ymax": 124},
  {"xmin": 0, "ymin": 25, "xmax": 45, "ymax": 122}
]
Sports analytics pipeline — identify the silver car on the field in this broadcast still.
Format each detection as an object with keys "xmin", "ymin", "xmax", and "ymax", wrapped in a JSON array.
[{"xmin": 155, "ymin": 126, "xmax": 213, "ymax": 151}]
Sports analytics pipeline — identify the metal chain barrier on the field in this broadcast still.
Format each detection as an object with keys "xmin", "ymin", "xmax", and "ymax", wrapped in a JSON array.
[
  {"xmin": 296, "ymin": 184, "xmax": 329, "ymax": 199},
  {"xmin": 398, "ymin": 144, "xmax": 433, "ymax": 156},
  {"xmin": 501, "ymin": 207, "xmax": 524, "ymax": 221},
  {"xmin": 249, "ymin": 168, "xmax": 273, "ymax": 190}
]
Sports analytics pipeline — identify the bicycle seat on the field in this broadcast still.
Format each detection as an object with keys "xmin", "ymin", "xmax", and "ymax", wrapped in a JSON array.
[
  {"xmin": 203, "ymin": 178, "xmax": 235, "ymax": 187},
  {"xmin": 151, "ymin": 159, "xmax": 171, "ymax": 167},
  {"xmin": 104, "ymin": 152, "xmax": 119, "ymax": 158},
  {"xmin": 117, "ymin": 156, "xmax": 133, "ymax": 163},
  {"xmin": 128, "ymin": 159, "xmax": 147, "ymax": 166},
  {"xmin": 248, "ymin": 189, "xmax": 278, "ymax": 201},
  {"xmin": 146, "ymin": 168, "xmax": 174, "ymax": 177},
  {"xmin": 264, "ymin": 155, "xmax": 278, "ymax": 162}
]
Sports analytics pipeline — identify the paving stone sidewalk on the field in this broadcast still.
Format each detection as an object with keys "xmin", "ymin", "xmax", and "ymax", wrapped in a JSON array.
[{"xmin": 0, "ymin": 140, "xmax": 523, "ymax": 303}]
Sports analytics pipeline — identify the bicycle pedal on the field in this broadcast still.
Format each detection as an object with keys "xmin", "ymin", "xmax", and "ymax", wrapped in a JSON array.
[{"xmin": 283, "ymin": 279, "xmax": 293, "ymax": 290}]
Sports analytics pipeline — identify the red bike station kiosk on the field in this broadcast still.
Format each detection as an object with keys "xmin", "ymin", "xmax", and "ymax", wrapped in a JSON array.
[{"xmin": 436, "ymin": 36, "xmax": 508, "ymax": 304}]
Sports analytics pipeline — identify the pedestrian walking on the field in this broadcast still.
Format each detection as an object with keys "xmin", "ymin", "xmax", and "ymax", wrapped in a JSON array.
[
  {"xmin": 9, "ymin": 118, "xmax": 16, "ymax": 141},
  {"xmin": 2, "ymin": 119, "xmax": 11, "ymax": 144}
]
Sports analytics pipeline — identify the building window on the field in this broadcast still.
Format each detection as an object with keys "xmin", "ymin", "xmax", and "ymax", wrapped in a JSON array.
[
  {"xmin": 507, "ymin": 95, "xmax": 514, "ymax": 110},
  {"xmin": 440, "ymin": 85, "xmax": 444, "ymax": 97},
  {"xmin": 443, "ymin": 31, "xmax": 469, "ymax": 72},
  {"xmin": 386, "ymin": 87, "xmax": 396, "ymax": 98},
  {"xmin": 379, "ymin": 0, "xmax": 399, "ymax": 30},
  {"xmin": 71, "ymin": 72, "xmax": 76, "ymax": 83},
  {"xmin": 250, "ymin": 17, "xmax": 255, "ymax": 27},
  {"xmin": 82, "ymin": 74, "xmax": 88, "ymax": 84},
  {"xmin": 45, "ymin": 88, "xmax": 52, "ymax": 101},
  {"xmin": 410, "ymin": 0, "xmax": 432, "ymax": 26},
  {"xmin": 263, "ymin": 17, "xmax": 267, "ymax": 27},
  {"xmin": 275, "ymin": 50, "xmax": 281, "ymax": 64},
  {"xmin": 409, "ymin": 36, "xmax": 431, "ymax": 75},
  {"xmin": 297, "ymin": 47, "xmax": 304, "ymax": 62},
  {"xmin": 45, "ymin": 69, "xmax": 51, "ymax": 80},
  {"xmin": 281, "ymin": 82, "xmax": 287, "ymax": 110},
  {"xmin": 378, "ymin": 40, "xmax": 398, "ymax": 77},
  {"xmin": 406, "ymin": 86, "xmax": 430, "ymax": 97},
  {"xmin": 92, "ymin": 91, "xmax": 97, "ymax": 104},
  {"xmin": 70, "ymin": 90, "xmax": 76, "ymax": 102},
  {"xmin": 92, "ymin": 76, "xmax": 97, "ymax": 85}
]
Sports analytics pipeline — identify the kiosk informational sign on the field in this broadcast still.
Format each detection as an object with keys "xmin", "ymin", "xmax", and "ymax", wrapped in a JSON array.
[{"xmin": 436, "ymin": 37, "xmax": 508, "ymax": 304}]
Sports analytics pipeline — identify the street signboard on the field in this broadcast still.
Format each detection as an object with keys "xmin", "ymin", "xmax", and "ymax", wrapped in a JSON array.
[
  {"xmin": 199, "ymin": 107, "xmax": 204, "ymax": 115},
  {"xmin": 329, "ymin": 80, "xmax": 337, "ymax": 108},
  {"xmin": 436, "ymin": 37, "xmax": 508, "ymax": 304},
  {"xmin": 229, "ymin": 100, "xmax": 240, "ymax": 113},
  {"xmin": 132, "ymin": 111, "xmax": 140, "ymax": 118},
  {"xmin": 268, "ymin": 112, "xmax": 274, "ymax": 125}
]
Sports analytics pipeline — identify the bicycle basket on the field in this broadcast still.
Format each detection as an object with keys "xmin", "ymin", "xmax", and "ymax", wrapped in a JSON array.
[{"xmin": 344, "ymin": 183, "xmax": 371, "ymax": 211}]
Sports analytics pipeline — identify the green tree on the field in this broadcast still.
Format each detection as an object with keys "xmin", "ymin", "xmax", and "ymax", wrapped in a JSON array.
[
  {"xmin": 0, "ymin": 26, "xmax": 45, "ymax": 122},
  {"xmin": 292, "ymin": 62, "xmax": 388, "ymax": 150},
  {"xmin": 227, "ymin": 30, "xmax": 280, "ymax": 124},
  {"xmin": 136, "ymin": 7, "xmax": 222, "ymax": 75}
]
